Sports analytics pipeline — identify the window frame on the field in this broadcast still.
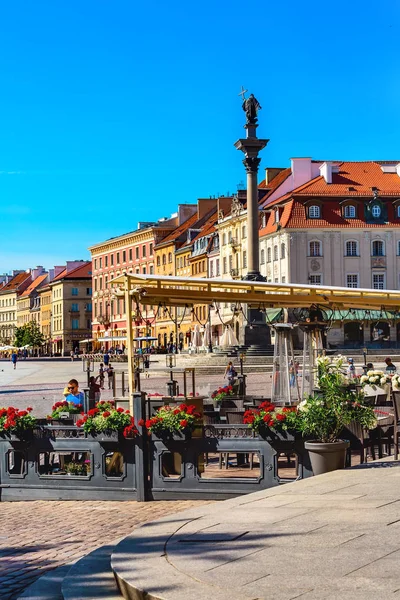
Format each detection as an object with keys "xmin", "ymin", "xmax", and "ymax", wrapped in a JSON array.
[
  {"xmin": 308, "ymin": 205, "xmax": 321, "ymax": 219},
  {"xmin": 346, "ymin": 273, "xmax": 359, "ymax": 288},
  {"xmin": 344, "ymin": 204, "xmax": 356, "ymax": 218},
  {"xmin": 345, "ymin": 240, "xmax": 359, "ymax": 257},
  {"xmin": 372, "ymin": 240, "xmax": 385, "ymax": 257},
  {"xmin": 372, "ymin": 272, "xmax": 386, "ymax": 290},
  {"xmin": 309, "ymin": 240, "xmax": 322, "ymax": 257}
]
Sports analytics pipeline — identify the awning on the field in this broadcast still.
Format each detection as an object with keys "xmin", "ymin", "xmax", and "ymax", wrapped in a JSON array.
[
  {"xmin": 52, "ymin": 337, "xmax": 62, "ymax": 342},
  {"xmin": 97, "ymin": 336, "xmax": 127, "ymax": 342},
  {"xmin": 79, "ymin": 338, "xmax": 94, "ymax": 344}
]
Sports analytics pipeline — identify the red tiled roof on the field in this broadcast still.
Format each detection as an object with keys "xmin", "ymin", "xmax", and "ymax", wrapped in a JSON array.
[
  {"xmin": 154, "ymin": 213, "xmax": 199, "ymax": 248},
  {"xmin": 186, "ymin": 212, "xmax": 218, "ymax": 246},
  {"xmin": 52, "ymin": 262, "xmax": 92, "ymax": 282},
  {"xmin": 258, "ymin": 168, "xmax": 291, "ymax": 195},
  {"xmin": 20, "ymin": 273, "xmax": 48, "ymax": 297},
  {"xmin": 291, "ymin": 161, "xmax": 400, "ymax": 197},
  {"xmin": 0, "ymin": 271, "xmax": 31, "ymax": 294}
]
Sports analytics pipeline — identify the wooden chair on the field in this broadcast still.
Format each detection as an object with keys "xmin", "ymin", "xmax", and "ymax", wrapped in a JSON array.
[
  {"xmin": 203, "ymin": 411, "xmax": 221, "ymax": 425},
  {"xmin": 225, "ymin": 410, "xmax": 245, "ymax": 424}
]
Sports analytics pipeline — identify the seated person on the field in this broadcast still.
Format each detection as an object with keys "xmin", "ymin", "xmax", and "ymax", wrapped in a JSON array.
[
  {"xmin": 385, "ymin": 357, "xmax": 397, "ymax": 373},
  {"xmin": 65, "ymin": 379, "xmax": 85, "ymax": 405}
]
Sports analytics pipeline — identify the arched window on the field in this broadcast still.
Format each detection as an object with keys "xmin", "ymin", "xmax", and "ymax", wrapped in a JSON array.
[
  {"xmin": 260, "ymin": 249, "xmax": 265, "ymax": 264},
  {"xmin": 281, "ymin": 243, "xmax": 286, "ymax": 259},
  {"xmin": 372, "ymin": 240, "xmax": 384, "ymax": 256},
  {"xmin": 309, "ymin": 205, "xmax": 320, "ymax": 219},
  {"xmin": 267, "ymin": 247, "xmax": 271, "ymax": 263},
  {"xmin": 345, "ymin": 240, "xmax": 358, "ymax": 256},
  {"xmin": 344, "ymin": 204, "xmax": 356, "ymax": 218},
  {"xmin": 309, "ymin": 240, "xmax": 322, "ymax": 257},
  {"xmin": 372, "ymin": 205, "xmax": 381, "ymax": 218},
  {"xmin": 273, "ymin": 245, "xmax": 278, "ymax": 260},
  {"xmin": 156, "ymin": 256, "xmax": 161, "ymax": 267},
  {"xmin": 168, "ymin": 252, "xmax": 172, "ymax": 263},
  {"xmin": 162, "ymin": 254, "xmax": 166, "ymax": 265}
]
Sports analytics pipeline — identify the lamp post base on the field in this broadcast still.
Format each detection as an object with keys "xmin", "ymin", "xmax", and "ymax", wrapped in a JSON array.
[{"xmin": 242, "ymin": 271, "xmax": 266, "ymax": 282}]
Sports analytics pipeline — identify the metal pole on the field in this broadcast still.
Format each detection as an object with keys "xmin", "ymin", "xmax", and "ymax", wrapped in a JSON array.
[{"xmin": 124, "ymin": 274, "xmax": 135, "ymax": 414}]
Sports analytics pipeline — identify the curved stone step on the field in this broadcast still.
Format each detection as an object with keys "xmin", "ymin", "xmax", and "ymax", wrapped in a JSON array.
[
  {"xmin": 62, "ymin": 544, "xmax": 122, "ymax": 600},
  {"xmin": 17, "ymin": 563, "xmax": 73, "ymax": 599}
]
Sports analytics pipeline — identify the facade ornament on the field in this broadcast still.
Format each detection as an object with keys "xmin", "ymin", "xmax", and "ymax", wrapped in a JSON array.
[
  {"xmin": 386, "ymin": 231, "xmax": 393, "ymax": 241},
  {"xmin": 334, "ymin": 232, "xmax": 341, "ymax": 242},
  {"xmin": 289, "ymin": 234, "xmax": 296, "ymax": 245},
  {"xmin": 231, "ymin": 195, "xmax": 242, "ymax": 218},
  {"xmin": 363, "ymin": 231, "xmax": 370, "ymax": 241},
  {"xmin": 311, "ymin": 259, "xmax": 320, "ymax": 272},
  {"xmin": 299, "ymin": 232, "xmax": 307, "ymax": 245},
  {"xmin": 218, "ymin": 210, "xmax": 224, "ymax": 221}
]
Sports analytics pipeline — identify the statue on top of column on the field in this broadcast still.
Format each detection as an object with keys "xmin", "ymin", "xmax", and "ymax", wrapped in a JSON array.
[{"xmin": 242, "ymin": 93, "xmax": 262, "ymax": 124}]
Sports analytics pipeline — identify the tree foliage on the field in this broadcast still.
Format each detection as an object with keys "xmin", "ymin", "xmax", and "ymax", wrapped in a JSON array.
[{"xmin": 14, "ymin": 321, "xmax": 45, "ymax": 348}]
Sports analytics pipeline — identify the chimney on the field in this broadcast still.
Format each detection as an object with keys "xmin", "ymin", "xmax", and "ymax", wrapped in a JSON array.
[
  {"xmin": 290, "ymin": 158, "xmax": 312, "ymax": 188},
  {"xmin": 54, "ymin": 266, "xmax": 65, "ymax": 277},
  {"xmin": 32, "ymin": 266, "xmax": 46, "ymax": 280},
  {"xmin": 197, "ymin": 198, "xmax": 217, "ymax": 220},
  {"xmin": 177, "ymin": 204, "xmax": 197, "ymax": 225},
  {"xmin": 319, "ymin": 162, "xmax": 333, "ymax": 184},
  {"xmin": 264, "ymin": 168, "xmax": 285, "ymax": 185},
  {"xmin": 66, "ymin": 260, "xmax": 86, "ymax": 273}
]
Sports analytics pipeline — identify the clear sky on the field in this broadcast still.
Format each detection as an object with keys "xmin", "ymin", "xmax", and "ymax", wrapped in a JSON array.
[{"xmin": 1, "ymin": 0, "xmax": 400, "ymax": 272}]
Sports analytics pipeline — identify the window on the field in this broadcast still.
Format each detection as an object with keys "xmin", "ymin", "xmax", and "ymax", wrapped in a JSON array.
[
  {"xmin": 345, "ymin": 241, "xmax": 358, "ymax": 256},
  {"xmin": 149, "ymin": 243, "xmax": 153, "ymax": 255},
  {"xmin": 210, "ymin": 262, "xmax": 214, "ymax": 277},
  {"xmin": 122, "ymin": 251, "xmax": 126, "ymax": 263},
  {"xmin": 372, "ymin": 205, "xmax": 381, "ymax": 218},
  {"xmin": 267, "ymin": 248, "xmax": 271, "ymax": 263},
  {"xmin": 260, "ymin": 249, "xmax": 265, "ymax": 264},
  {"xmin": 372, "ymin": 240, "xmax": 384, "ymax": 256},
  {"xmin": 373, "ymin": 273, "xmax": 385, "ymax": 289},
  {"xmin": 243, "ymin": 251, "xmax": 247, "ymax": 268},
  {"xmin": 156, "ymin": 256, "xmax": 160, "ymax": 267},
  {"xmin": 94, "ymin": 279, "xmax": 97, "ymax": 292},
  {"xmin": 86, "ymin": 303, "xmax": 92, "ymax": 311},
  {"xmin": 71, "ymin": 303, "xmax": 78, "ymax": 312},
  {"xmin": 309, "ymin": 241, "xmax": 322, "ymax": 257},
  {"xmin": 150, "ymin": 266, "xmax": 154, "ymax": 274},
  {"xmin": 86, "ymin": 287, "xmax": 92, "ymax": 295},
  {"xmin": 94, "ymin": 259, "xmax": 97, "ymax": 270},
  {"xmin": 143, "ymin": 267, "xmax": 146, "ymax": 274},
  {"xmin": 344, "ymin": 205, "xmax": 356, "ymax": 218},
  {"xmin": 275, "ymin": 209, "xmax": 279, "ymax": 223},
  {"xmin": 142, "ymin": 245, "xmax": 146, "ymax": 258},
  {"xmin": 242, "ymin": 225, "xmax": 246, "ymax": 238},
  {"xmin": 168, "ymin": 252, "xmax": 172, "ymax": 263},
  {"xmin": 261, "ymin": 213, "xmax": 267, "ymax": 228},
  {"xmin": 71, "ymin": 319, "xmax": 79, "ymax": 329},
  {"xmin": 129, "ymin": 249, "xmax": 132, "ymax": 261},
  {"xmin": 309, "ymin": 205, "xmax": 320, "ymax": 219},
  {"xmin": 216, "ymin": 259, "xmax": 220, "ymax": 276},
  {"xmin": 116, "ymin": 252, "xmax": 120, "ymax": 264},
  {"xmin": 228, "ymin": 255, "xmax": 233, "ymax": 271},
  {"xmin": 309, "ymin": 274, "xmax": 322, "ymax": 285},
  {"xmin": 105, "ymin": 256, "xmax": 108, "ymax": 267},
  {"xmin": 273, "ymin": 245, "xmax": 278, "ymax": 261},
  {"xmin": 135, "ymin": 247, "xmax": 139, "ymax": 259},
  {"xmin": 222, "ymin": 233, "xmax": 226, "ymax": 246},
  {"xmin": 223, "ymin": 257, "xmax": 227, "ymax": 274},
  {"xmin": 99, "ymin": 257, "xmax": 102, "ymax": 268},
  {"xmin": 162, "ymin": 255, "xmax": 166, "ymax": 265},
  {"xmin": 282, "ymin": 276, "xmax": 286, "ymax": 283},
  {"xmin": 346, "ymin": 274, "xmax": 359, "ymax": 288},
  {"xmin": 281, "ymin": 243, "xmax": 286, "ymax": 259},
  {"xmin": 110, "ymin": 254, "xmax": 114, "ymax": 266},
  {"xmin": 71, "ymin": 288, "xmax": 78, "ymax": 296}
]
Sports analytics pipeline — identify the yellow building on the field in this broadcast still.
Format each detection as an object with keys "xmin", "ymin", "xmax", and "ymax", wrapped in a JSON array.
[
  {"xmin": 16, "ymin": 272, "xmax": 48, "ymax": 330},
  {"xmin": 39, "ymin": 284, "xmax": 53, "ymax": 355},
  {"xmin": 0, "ymin": 271, "xmax": 31, "ymax": 345}
]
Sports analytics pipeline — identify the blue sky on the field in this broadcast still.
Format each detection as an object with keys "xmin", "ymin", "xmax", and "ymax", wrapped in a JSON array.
[{"xmin": 1, "ymin": 0, "xmax": 400, "ymax": 271}]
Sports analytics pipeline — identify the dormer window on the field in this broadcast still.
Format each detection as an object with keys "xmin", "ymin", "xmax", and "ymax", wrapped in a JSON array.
[
  {"xmin": 344, "ymin": 205, "xmax": 356, "ymax": 218},
  {"xmin": 309, "ymin": 205, "xmax": 320, "ymax": 219},
  {"xmin": 397, "ymin": 205, "xmax": 400, "ymax": 219},
  {"xmin": 372, "ymin": 205, "xmax": 381, "ymax": 218}
]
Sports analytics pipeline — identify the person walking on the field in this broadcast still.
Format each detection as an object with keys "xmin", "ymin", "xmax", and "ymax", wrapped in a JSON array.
[
  {"xmin": 107, "ymin": 364, "xmax": 115, "ymax": 390},
  {"xmin": 70, "ymin": 350, "xmax": 74, "ymax": 362},
  {"xmin": 97, "ymin": 363, "xmax": 105, "ymax": 390},
  {"xmin": 11, "ymin": 352, "xmax": 18, "ymax": 370},
  {"xmin": 88, "ymin": 376, "xmax": 101, "ymax": 408},
  {"xmin": 224, "ymin": 361, "xmax": 237, "ymax": 387},
  {"xmin": 103, "ymin": 352, "xmax": 110, "ymax": 367},
  {"xmin": 143, "ymin": 355, "xmax": 150, "ymax": 378}
]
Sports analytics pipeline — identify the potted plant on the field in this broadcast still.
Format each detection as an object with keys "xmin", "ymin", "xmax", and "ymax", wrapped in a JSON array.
[
  {"xmin": 391, "ymin": 373, "xmax": 400, "ymax": 391},
  {"xmin": 244, "ymin": 401, "xmax": 299, "ymax": 440},
  {"xmin": 47, "ymin": 401, "xmax": 83, "ymax": 423},
  {"xmin": 0, "ymin": 406, "xmax": 36, "ymax": 440},
  {"xmin": 76, "ymin": 406, "xmax": 138, "ymax": 440},
  {"xmin": 139, "ymin": 403, "xmax": 201, "ymax": 439},
  {"xmin": 65, "ymin": 461, "xmax": 90, "ymax": 476},
  {"xmin": 211, "ymin": 385, "xmax": 234, "ymax": 404},
  {"xmin": 359, "ymin": 370, "xmax": 391, "ymax": 391},
  {"xmin": 300, "ymin": 356, "xmax": 377, "ymax": 475}
]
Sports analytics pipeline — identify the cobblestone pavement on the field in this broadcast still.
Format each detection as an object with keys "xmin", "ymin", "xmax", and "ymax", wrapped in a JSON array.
[{"xmin": 0, "ymin": 499, "xmax": 210, "ymax": 600}]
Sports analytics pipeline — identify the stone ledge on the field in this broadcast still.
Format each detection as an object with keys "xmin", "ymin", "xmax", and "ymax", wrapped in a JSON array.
[{"xmin": 112, "ymin": 461, "xmax": 400, "ymax": 600}]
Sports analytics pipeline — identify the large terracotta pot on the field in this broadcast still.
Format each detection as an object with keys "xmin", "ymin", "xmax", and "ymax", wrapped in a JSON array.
[{"xmin": 304, "ymin": 440, "xmax": 349, "ymax": 476}]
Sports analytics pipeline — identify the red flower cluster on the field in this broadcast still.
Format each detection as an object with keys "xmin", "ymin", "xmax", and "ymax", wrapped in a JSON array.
[
  {"xmin": 211, "ymin": 385, "xmax": 234, "ymax": 401},
  {"xmin": 244, "ymin": 401, "xmax": 288, "ymax": 432},
  {"xmin": 0, "ymin": 406, "xmax": 36, "ymax": 433}
]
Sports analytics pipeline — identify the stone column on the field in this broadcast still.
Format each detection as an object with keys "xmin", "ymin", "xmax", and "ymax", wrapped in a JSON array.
[{"xmin": 234, "ymin": 123, "xmax": 268, "ymax": 281}]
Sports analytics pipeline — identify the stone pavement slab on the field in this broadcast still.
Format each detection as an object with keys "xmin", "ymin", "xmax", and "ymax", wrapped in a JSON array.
[{"xmin": 112, "ymin": 461, "xmax": 400, "ymax": 600}]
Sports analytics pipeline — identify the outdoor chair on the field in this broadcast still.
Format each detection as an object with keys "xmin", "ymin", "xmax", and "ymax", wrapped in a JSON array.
[
  {"xmin": 392, "ymin": 391, "xmax": 400, "ymax": 459},
  {"xmin": 225, "ymin": 410, "xmax": 245, "ymax": 424},
  {"xmin": 363, "ymin": 395, "xmax": 376, "ymax": 406},
  {"xmin": 203, "ymin": 411, "xmax": 221, "ymax": 425},
  {"xmin": 376, "ymin": 393, "xmax": 389, "ymax": 405}
]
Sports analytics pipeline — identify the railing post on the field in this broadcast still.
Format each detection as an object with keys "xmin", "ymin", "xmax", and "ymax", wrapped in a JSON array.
[
  {"xmin": 134, "ymin": 391, "xmax": 149, "ymax": 502},
  {"xmin": 121, "ymin": 371, "xmax": 125, "ymax": 397}
]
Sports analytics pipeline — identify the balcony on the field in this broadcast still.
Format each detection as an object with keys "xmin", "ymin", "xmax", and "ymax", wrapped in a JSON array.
[
  {"xmin": 230, "ymin": 268, "xmax": 240, "ymax": 279},
  {"xmin": 371, "ymin": 256, "xmax": 386, "ymax": 268},
  {"xmin": 230, "ymin": 237, "xmax": 240, "ymax": 251}
]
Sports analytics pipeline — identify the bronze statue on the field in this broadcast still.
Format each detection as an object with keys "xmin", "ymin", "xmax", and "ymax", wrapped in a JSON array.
[{"xmin": 242, "ymin": 93, "xmax": 262, "ymax": 124}]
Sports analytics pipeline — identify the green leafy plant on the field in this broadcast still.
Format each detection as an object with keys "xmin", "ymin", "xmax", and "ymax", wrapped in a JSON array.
[
  {"xmin": 140, "ymin": 403, "xmax": 201, "ymax": 435},
  {"xmin": 244, "ymin": 401, "xmax": 298, "ymax": 433},
  {"xmin": 296, "ymin": 357, "xmax": 377, "ymax": 442},
  {"xmin": 65, "ymin": 461, "xmax": 89, "ymax": 476},
  {"xmin": 48, "ymin": 401, "xmax": 83, "ymax": 419},
  {"xmin": 211, "ymin": 385, "xmax": 234, "ymax": 403},
  {"xmin": 14, "ymin": 321, "xmax": 45, "ymax": 348}
]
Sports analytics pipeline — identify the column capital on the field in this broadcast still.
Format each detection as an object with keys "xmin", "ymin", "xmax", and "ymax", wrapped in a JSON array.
[{"xmin": 243, "ymin": 157, "xmax": 261, "ymax": 174}]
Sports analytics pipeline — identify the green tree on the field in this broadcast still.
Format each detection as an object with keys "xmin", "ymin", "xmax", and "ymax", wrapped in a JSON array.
[{"xmin": 14, "ymin": 321, "xmax": 45, "ymax": 348}]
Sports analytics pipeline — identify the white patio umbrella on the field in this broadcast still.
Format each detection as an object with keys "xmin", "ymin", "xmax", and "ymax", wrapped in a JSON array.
[
  {"xmin": 202, "ymin": 322, "xmax": 211, "ymax": 349},
  {"xmin": 220, "ymin": 325, "xmax": 239, "ymax": 347},
  {"xmin": 191, "ymin": 324, "xmax": 202, "ymax": 349}
]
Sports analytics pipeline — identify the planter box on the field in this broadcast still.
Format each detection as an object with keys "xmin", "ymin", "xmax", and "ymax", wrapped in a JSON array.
[
  {"xmin": 152, "ymin": 430, "xmax": 193, "ymax": 442},
  {"xmin": 87, "ymin": 431, "xmax": 121, "ymax": 442},
  {"xmin": 0, "ymin": 431, "xmax": 34, "ymax": 442},
  {"xmin": 257, "ymin": 428, "xmax": 301, "ymax": 442}
]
